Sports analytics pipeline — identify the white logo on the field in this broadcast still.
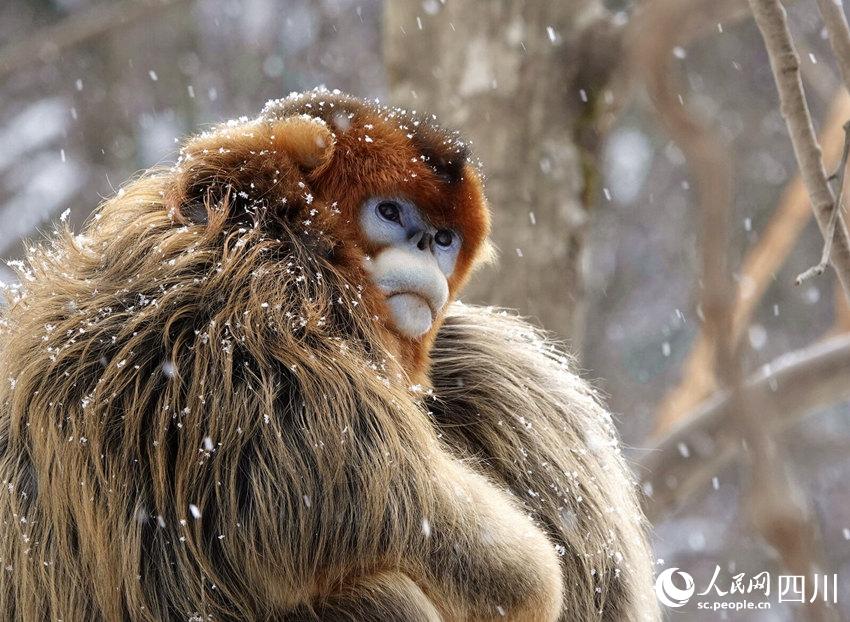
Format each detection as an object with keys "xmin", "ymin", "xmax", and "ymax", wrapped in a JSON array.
[
  {"xmin": 655, "ymin": 568, "xmax": 695, "ymax": 608},
  {"xmin": 653, "ymin": 566, "xmax": 837, "ymax": 611}
]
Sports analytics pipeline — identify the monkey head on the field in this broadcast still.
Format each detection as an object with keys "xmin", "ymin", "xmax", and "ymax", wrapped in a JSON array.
[
  {"xmin": 258, "ymin": 91, "xmax": 493, "ymax": 378},
  {"xmin": 358, "ymin": 196, "xmax": 458, "ymax": 339}
]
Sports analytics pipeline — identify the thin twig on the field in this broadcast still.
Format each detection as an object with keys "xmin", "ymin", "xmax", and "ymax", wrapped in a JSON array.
[
  {"xmin": 796, "ymin": 121, "xmax": 850, "ymax": 284},
  {"xmin": 749, "ymin": 0, "xmax": 850, "ymax": 300}
]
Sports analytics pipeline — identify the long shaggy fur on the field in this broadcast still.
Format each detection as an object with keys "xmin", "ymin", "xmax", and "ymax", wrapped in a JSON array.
[
  {"xmin": 429, "ymin": 305, "xmax": 659, "ymax": 620},
  {"xmin": 0, "ymin": 90, "xmax": 656, "ymax": 621}
]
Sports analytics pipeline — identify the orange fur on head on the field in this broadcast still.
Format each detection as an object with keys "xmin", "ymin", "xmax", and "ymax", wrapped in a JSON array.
[{"xmin": 173, "ymin": 89, "xmax": 491, "ymax": 382}]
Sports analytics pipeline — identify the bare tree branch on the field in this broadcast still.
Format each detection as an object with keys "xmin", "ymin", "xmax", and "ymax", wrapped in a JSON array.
[
  {"xmin": 797, "ymin": 121, "xmax": 850, "ymax": 284},
  {"xmin": 814, "ymin": 0, "xmax": 850, "ymax": 94},
  {"xmin": 0, "ymin": 0, "xmax": 192, "ymax": 80},
  {"xmin": 633, "ymin": 2, "xmax": 831, "ymax": 613},
  {"xmin": 614, "ymin": 0, "xmax": 749, "ymax": 119},
  {"xmin": 749, "ymin": 0, "xmax": 850, "ymax": 299},
  {"xmin": 641, "ymin": 334, "xmax": 850, "ymax": 521},
  {"xmin": 652, "ymin": 91, "xmax": 850, "ymax": 437},
  {"xmin": 798, "ymin": 0, "xmax": 850, "ymax": 285},
  {"xmin": 630, "ymin": 0, "xmax": 735, "ymax": 364},
  {"xmin": 832, "ymin": 282, "xmax": 850, "ymax": 332},
  {"xmin": 624, "ymin": 0, "xmax": 750, "ymax": 65}
]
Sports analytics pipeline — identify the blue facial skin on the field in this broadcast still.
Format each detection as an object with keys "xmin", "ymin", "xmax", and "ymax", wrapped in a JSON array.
[{"xmin": 359, "ymin": 197, "xmax": 461, "ymax": 278}]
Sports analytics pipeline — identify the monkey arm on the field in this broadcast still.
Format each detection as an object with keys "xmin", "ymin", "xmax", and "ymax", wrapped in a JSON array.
[
  {"xmin": 280, "ymin": 459, "xmax": 564, "ymax": 622},
  {"xmin": 413, "ymin": 454, "xmax": 564, "ymax": 622},
  {"xmin": 251, "ymin": 377, "xmax": 563, "ymax": 622},
  {"xmin": 428, "ymin": 304, "xmax": 660, "ymax": 622}
]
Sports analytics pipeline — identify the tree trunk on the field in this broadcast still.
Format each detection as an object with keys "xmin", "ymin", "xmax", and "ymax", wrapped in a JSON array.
[{"xmin": 384, "ymin": 0, "xmax": 615, "ymax": 345}]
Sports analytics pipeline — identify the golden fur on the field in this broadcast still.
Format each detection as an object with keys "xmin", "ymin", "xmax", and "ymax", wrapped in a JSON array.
[
  {"xmin": 0, "ymin": 90, "xmax": 656, "ymax": 621},
  {"xmin": 430, "ymin": 305, "xmax": 659, "ymax": 620}
]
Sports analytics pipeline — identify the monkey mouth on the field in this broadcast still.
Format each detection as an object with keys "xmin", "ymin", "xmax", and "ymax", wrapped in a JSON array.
[
  {"xmin": 384, "ymin": 291, "xmax": 438, "ymax": 338},
  {"xmin": 387, "ymin": 291, "xmax": 437, "ymax": 318}
]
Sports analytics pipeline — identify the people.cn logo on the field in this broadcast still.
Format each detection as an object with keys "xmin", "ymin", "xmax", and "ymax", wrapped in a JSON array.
[{"xmin": 655, "ymin": 568, "xmax": 696, "ymax": 608}]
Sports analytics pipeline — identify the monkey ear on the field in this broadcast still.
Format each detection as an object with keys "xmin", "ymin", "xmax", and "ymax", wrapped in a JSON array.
[{"xmin": 271, "ymin": 114, "xmax": 335, "ymax": 171}]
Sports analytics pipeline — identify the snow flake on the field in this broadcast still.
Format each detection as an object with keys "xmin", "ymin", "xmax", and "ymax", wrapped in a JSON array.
[{"xmin": 161, "ymin": 360, "xmax": 176, "ymax": 378}]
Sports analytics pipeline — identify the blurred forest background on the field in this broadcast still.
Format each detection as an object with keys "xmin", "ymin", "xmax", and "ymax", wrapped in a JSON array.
[{"xmin": 2, "ymin": 0, "xmax": 850, "ymax": 619}]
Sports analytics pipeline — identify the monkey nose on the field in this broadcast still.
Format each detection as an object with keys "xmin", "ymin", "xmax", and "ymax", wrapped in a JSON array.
[{"xmin": 411, "ymin": 231, "xmax": 432, "ymax": 251}]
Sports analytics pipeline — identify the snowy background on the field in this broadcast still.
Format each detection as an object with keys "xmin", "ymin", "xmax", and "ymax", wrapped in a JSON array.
[{"xmin": 2, "ymin": 0, "xmax": 850, "ymax": 619}]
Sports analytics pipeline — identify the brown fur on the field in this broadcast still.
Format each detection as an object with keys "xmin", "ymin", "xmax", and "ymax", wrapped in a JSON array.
[
  {"xmin": 429, "ymin": 305, "xmax": 660, "ymax": 621},
  {"xmin": 0, "ymin": 90, "xmax": 656, "ymax": 621}
]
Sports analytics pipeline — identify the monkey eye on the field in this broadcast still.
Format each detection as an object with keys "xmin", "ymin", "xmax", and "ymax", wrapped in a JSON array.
[
  {"xmin": 376, "ymin": 201, "xmax": 402, "ymax": 224},
  {"xmin": 434, "ymin": 229, "xmax": 455, "ymax": 248}
]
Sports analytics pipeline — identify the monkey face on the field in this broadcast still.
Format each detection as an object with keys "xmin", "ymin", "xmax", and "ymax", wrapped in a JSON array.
[{"xmin": 359, "ymin": 196, "xmax": 461, "ymax": 338}]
